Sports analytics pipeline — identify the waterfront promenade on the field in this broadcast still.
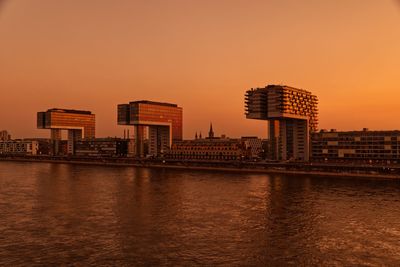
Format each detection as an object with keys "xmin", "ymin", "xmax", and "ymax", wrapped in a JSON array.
[{"xmin": 2, "ymin": 155, "xmax": 400, "ymax": 179}]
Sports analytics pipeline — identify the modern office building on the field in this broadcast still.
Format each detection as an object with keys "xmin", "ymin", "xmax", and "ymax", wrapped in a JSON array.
[
  {"xmin": 245, "ymin": 85, "xmax": 318, "ymax": 161},
  {"xmin": 117, "ymin": 100, "xmax": 183, "ymax": 157},
  {"xmin": 0, "ymin": 130, "xmax": 11, "ymax": 141},
  {"xmin": 312, "ymin": 129, "xmax": 400, "ymax": 163},
  {"xmin": 37, "ymin": 108, "xmax": 96, "ymax": 155}
]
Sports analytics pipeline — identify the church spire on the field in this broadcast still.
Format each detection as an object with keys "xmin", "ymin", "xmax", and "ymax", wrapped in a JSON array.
[
  {"xmin": 209, "ymin": 122, "xmax": 214, "ymax": 139},
  {"xmin": 195, "ymin": 132, "xmax": 198, "ymax": 140}
]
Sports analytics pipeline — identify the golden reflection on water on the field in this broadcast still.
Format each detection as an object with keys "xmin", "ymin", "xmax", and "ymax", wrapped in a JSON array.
[{"xmin": 0, "ymin": 162, "xmax": 400, "ymax": 265}]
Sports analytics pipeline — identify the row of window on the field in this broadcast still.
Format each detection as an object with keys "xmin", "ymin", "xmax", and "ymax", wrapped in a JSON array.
[
  {"xmin": 168, "ymin": 155, "xmax": 240, "ymax": 160},
  {"xmin": 172, "ymin": 146, "xmax": 240, "ymax": 151},
  {"xmin": 169, "ymin": 151, "xmax": 241, "ymax": 156}
]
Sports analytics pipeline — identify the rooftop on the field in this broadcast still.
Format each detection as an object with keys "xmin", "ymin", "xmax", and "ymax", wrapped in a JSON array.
[
  {"xmin": 128, "ymin": 100, "xmax": 178, "ymax": 108},
  {"xmin": 47, "ymin": 108, "xmax": 92, "ymax": 115},
  {"xmin": 248, "ymin": 84, "xmax": 314, "ymax": 95}
]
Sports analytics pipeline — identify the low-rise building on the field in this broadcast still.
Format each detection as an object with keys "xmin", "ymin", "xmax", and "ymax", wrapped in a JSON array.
[
  {"xmin": 167, "ymin": 138, "xmax": 247, "ymax": 160},
  {"xmin": 241, "ymin": 136, "xmax": 263, "ymax": 159},
  {"xmin": 0, "ymin": 130, "xmax": 11, "ymax": 141},
  {"xmin": 0, "ymin": 140, "xmax": 39, "ymax": 155},
  {"xmin": 23, "ymin": 138, "xmax": 52, "ymax": 155},
  {"xmin": 74, "ymin": 138, "xmax": 129, "ymax": 157},
  {"xmin": 312, "ymin": 129, "xmax": 400, "ymax": 163}
]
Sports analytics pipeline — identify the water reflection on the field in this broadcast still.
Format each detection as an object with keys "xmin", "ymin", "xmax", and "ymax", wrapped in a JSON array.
[{"xmin": 0, "ymin": 162, "xmax": 399, "ymax": 265}]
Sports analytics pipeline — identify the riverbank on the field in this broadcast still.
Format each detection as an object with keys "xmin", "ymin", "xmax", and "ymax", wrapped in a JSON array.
[{"xmin": 2, "ymin": 156, "xmax": 400, "ymax": 180}]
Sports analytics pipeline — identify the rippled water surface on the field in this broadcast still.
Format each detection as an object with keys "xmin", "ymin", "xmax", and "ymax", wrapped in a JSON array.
[{"xmin": 1, "ymin": 162, "xmax": 400, "ymax": 266}]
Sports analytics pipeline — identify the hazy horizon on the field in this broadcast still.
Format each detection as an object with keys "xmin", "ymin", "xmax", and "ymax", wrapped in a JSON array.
[{"xmin": 1, "ymin": 0, "xmax": 400, "ymax": 139}]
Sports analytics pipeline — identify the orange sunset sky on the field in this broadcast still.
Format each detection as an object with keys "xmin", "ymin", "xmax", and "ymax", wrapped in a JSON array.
[{"xmin": 1, "ymin": 0, "xmax": 400, "ymax": 139}]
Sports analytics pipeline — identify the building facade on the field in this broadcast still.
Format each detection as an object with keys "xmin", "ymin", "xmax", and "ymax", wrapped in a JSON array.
[
  {"xmin": 118, "ymin": 101, "xmax": 183, "ymax": 157},
  {"xmin": 74, "ymin": 138, "xmax": 129, "ymax": 157},
  {"xmin": 167, "ymin": 138, "xmax": 247, "ymax": 161},
  {"xmin": 23, "ymin": 138, "xmax": 52, "ymax": 155},
  {"xmin": 241, "ymin": 136, "xmax": 263, "ymax": 159},
  {"xmin": 245, "ymin": 85, "xmax": 318, "ymax": 161},
  {"xmin": 0, "ymin": 140, "xmax": 39, "ymax": 155},
  {"xmin": 37, "ymin": 108, "xmax": 96, "ymax": 155},
  {"xmin": 0, "ymin": 130, "xmax": 11, "ymax": 141},
  {"xmin": 312, "ymin": 129, "xmax": 400, "ymax": 164}
]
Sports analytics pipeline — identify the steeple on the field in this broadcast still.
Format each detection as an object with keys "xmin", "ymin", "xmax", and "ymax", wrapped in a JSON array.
[
  {"xmin": 195, "ymin": 132, "xmax": 198, "ymax": 140},
  {"xmin": 199, "ymin": 132, "xmax": 202, "ymax": 139},
  {"xmin": 209, "ymin": 122, "xmax": 214, "ymax": 139}
]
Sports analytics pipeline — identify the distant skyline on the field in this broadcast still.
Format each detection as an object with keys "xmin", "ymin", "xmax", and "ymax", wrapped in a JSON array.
[{"xmin": 1, "ymin": 0, "xmax": 400, "ymax": 139}]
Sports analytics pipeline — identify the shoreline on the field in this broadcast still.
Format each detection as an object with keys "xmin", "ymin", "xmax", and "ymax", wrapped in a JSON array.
[{"xmin": 2, "ymin": 157, "xmax": 400, "ymax": 180}]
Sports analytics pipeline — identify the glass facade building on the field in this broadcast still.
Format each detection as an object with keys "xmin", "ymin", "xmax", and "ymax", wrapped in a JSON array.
[
  {"xmin": 118, "ymin": 101, "xmax": 183, "ymax": 157},
  {"xmin": 37, "ymin": 108, "xmax": 96, "ymax": 155}
]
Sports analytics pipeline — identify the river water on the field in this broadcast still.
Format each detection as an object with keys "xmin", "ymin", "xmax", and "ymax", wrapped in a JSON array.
[{"xmin": 0, "ymin": 161, "xmax": 400, "ymax": 266}]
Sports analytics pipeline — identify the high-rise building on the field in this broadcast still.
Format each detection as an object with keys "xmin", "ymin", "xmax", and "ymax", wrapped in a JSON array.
[
  {"xmin": 245, "ymin": 85, "xmax": 318, "ymax": 161},
  {"xmin": 37, "ymin": 108, "xmax": 96, "ymax": 155},
  {"xmin": 117, "ymin": 101, "xmax": 183, "ymax": 157}
]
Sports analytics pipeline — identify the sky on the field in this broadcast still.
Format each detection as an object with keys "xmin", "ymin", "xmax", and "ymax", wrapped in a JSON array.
[{"xmin": 0, "ymin": 0, "xmax": 400, "ymax": 139}]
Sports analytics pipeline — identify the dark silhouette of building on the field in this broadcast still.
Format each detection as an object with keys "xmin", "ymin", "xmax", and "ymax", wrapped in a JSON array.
[{"xmin": 208, "ymin": 123, "xmax": 214, "ymax": 139}]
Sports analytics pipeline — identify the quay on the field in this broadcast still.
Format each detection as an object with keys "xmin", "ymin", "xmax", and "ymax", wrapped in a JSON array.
[{"xmin": 1, "ymin": 155, "xmax": 400, "ymax": 180}]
